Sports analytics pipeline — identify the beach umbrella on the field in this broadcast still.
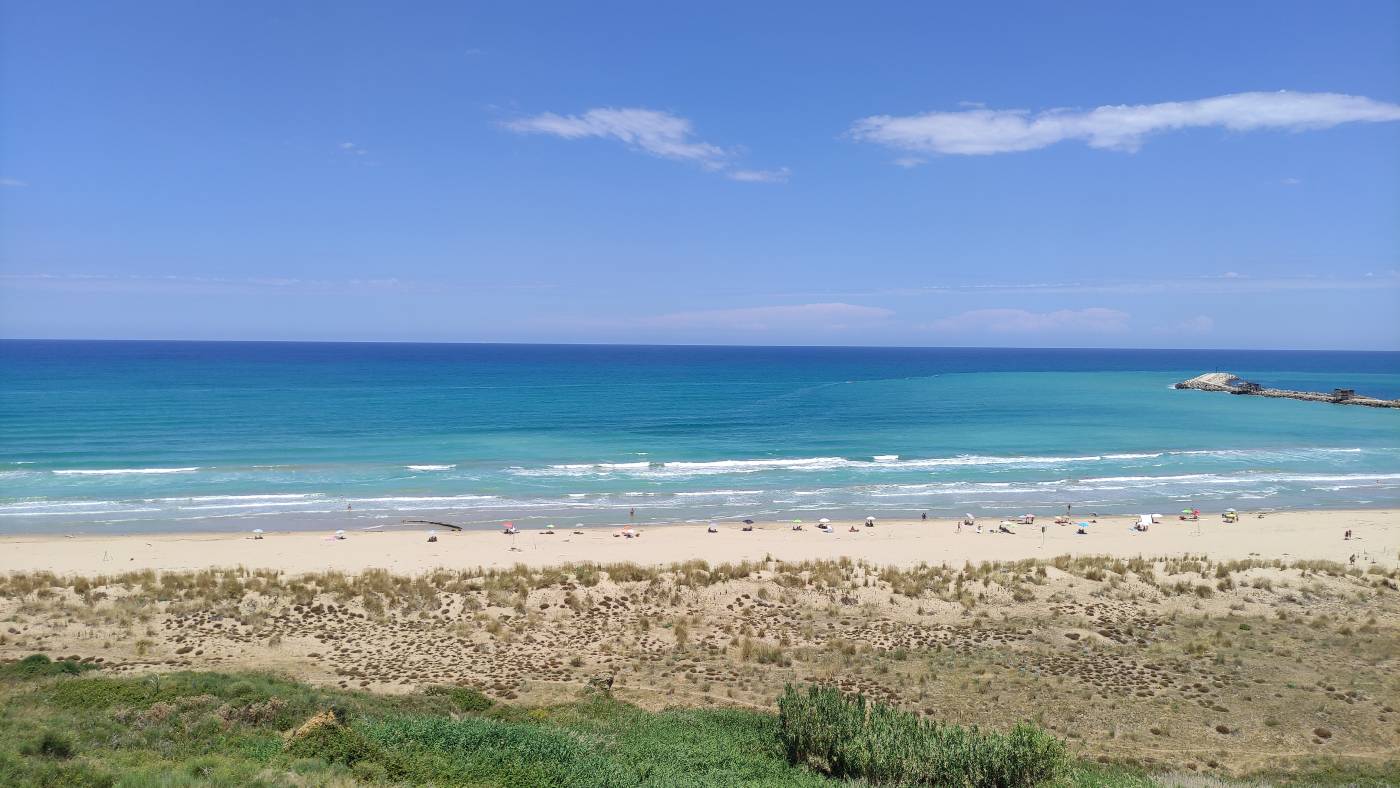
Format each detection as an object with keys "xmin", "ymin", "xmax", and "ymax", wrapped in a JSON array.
[
  {"xmin": 252, "ymin": 528, "xmax": 264, "ymax": 535},
  {"xmin": 334, "ymin": 529, "xmax": 346, "ymax": 539},
  {"xmin": 575, "ymin": 523, "xmax": 584, "ymax": 528},
  {"xmin": 1181, "ymin": 509, "xmax": 1193, "ymax": 515},
  {"xmin": 546, "ymin": 523, "xmax": 555, "ymax": 529},
  {"xmin": 818, "ymin": 518, "xmax": 831, "ymax": 524},
  {"xmin": 793, "ymin": 519, "xmax": 803, "ymax": 523},
  {"xmin": 1077, "ymin": 521, "xmax": 1091, "ymax": 528},
  {"xmin": 743, "ymin": 519, "xmax": 754, "ymax": 524}
]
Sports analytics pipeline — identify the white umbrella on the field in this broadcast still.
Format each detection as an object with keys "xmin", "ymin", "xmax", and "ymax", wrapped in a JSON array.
[
  {"xmin": 818, "ymin": 518, "xmax": 831, "ymax": 524},
  {"xmin": 334, "ymin": 529, "xmax": 346, "ymax": 539}
]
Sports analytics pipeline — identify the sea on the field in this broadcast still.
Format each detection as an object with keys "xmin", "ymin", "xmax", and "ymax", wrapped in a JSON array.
[{"xmin": 1, "ymin": 340, "xmax": 1396, "ymax": 534}]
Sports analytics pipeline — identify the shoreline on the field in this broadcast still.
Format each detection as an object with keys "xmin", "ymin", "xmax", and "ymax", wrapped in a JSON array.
[{"xmin": 2, "ymin": 508, "xmax": 1394, "ymax": 576}]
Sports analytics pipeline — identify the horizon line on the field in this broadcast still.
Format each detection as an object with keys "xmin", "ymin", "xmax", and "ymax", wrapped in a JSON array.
[{"xmin": 1, "ymin": 337, "xmax": 1396, "ymax": 354}]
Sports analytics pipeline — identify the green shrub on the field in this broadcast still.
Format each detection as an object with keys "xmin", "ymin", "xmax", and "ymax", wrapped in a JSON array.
[
  {"xmin": 1, "ymin": 654, "xmax": 97, "ymax": 680},
  {"xmin": 284, "ymin": 722, "xmax": 382, "ymax": 767},
  {"xmin": 421, "ymin": 684, "xmax": 493, "ymax": 713},
  {"xmin": 777, "ymin": 684, "xmax": 1067, "ymax": 786},
  {"xmin": 20, "ymin": 731, "xmax": 76, "ymax": 760}
]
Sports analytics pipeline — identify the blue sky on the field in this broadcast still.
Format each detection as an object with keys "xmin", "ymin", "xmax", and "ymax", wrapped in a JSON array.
[{"xmin": 2, "ymin": 1, "xmax": 1398, "ymax": 349}]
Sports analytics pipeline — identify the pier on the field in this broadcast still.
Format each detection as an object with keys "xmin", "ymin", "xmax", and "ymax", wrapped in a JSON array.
[{"xmin": 1174, "ymin": 373, "xmax": 1400, "ymax": 408}]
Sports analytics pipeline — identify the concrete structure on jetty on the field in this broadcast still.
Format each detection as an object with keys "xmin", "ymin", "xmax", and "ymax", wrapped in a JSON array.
[{"xmin": 1175, "ymin": 373, "xmax": 1400, "ymax": 408}]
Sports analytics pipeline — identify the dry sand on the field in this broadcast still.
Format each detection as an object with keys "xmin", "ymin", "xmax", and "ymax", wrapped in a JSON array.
[{"xmin": 2, "ymin": 508, "xmax": 1395, "ymax": 576}]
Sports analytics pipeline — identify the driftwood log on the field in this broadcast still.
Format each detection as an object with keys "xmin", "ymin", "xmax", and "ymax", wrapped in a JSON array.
[{"xmin": 401, "ymin": 519, "xmax": 464, "ymax": 531}]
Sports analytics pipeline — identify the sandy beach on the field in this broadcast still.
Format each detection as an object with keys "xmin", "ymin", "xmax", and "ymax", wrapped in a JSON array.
[{"xmin": 2, "ymin": 508, "xmax": 1395, "ymax": 576}]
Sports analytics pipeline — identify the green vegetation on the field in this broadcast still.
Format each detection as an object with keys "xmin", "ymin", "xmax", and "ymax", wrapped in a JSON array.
[
  {"xmin": 0, "ymin": 658, "xmax": 1394, "ymax": 786},
  {"xmin": 778, "ymin": 684, "xmax": 1067, "ymax": 786}
]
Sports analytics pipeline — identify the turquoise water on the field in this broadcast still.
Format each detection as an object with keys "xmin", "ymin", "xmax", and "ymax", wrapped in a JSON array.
[{"xmin": 1, "ymin": 341, "xmax": 1396, "ymax": 533}]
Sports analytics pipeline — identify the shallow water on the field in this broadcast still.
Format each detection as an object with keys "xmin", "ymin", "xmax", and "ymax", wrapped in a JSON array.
[{"xmin": 1, "ymin": 341, "xmax": 1396, "ymax": 532}]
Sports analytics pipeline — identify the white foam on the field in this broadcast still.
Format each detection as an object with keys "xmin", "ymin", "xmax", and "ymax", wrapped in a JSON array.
[
  {"xmin": 406, "ymin": 464, "xmax": 456, "ymax": 472},
  {"xmin": 350, "ymin": 495, "xmax": 498, "ymax": 504},
  {"xmin": 151, "ymin": 493, "xmax": 323, "ymax": 503},
  {"xmin": 52, "ymin": 467, "xmax": 201, "ymax": 476}
]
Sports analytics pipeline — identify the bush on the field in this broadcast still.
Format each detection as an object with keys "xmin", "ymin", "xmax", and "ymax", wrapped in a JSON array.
[
  {"xmin": 284, "ymin": 721, "xmax": 382, "ymax": 767},
  {"xmin": 421, "ymin": 684, "xmax": 493, "ymax": 713},
  {"xmin": 1, "ymin": 654, "xmax": 96, "ymax": 680},
  {"xmin": 777, "ymin": 684, "xmax": 1066, "ymax": 786},
  {"xmin": 21, "ymin": 731, "xmax": 76, "ymax": 760}
]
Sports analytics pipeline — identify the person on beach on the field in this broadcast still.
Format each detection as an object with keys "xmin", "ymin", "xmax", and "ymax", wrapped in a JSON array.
[
  {"xmin": 921, "ymin": 512, "xmax": 927, "ymax": 521},
  {"xmin": 1345, "ymin": 529, "xmax": 1353, "ymax": 540},
  {"xmin": 629, "ymin": 507, "xmax": 635, "ymax": 519}
]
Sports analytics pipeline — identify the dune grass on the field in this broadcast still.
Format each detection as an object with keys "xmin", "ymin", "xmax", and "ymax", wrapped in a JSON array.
[{"xmin": 1, "ymin": 658, "xmax": 1395, "ymax": 786}]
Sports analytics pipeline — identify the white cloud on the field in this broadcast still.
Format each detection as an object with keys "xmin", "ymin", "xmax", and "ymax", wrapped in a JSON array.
[
  {"xmin": 925, "ymin": 307, "xmax": 1130, "ymax": 334},
  {"xmin": 643, "ymin": 302, "xmax": 893, "ymax": 331},
  {"xmin": 339, "ymin": 141, "xmax": 368, "ymax": 156},
  {"xmin": 727, "ymin": 167, "xmax": 791, "ymax": 183},
  {"xmin": 0, "ymin": 177, "xmax": 28, "ymax": 187},
  {"xmin": 1281, "ymin": 177, "xmax": 1302, "ymax": 186},
  {"xmin": 505, "ymin": 108, "xmax": 726, "ymax": 164},
  {"xmin": 850, "ymin": 91, "xmax": 1400, "ymax": 157},
  {"xmin": 504, "ymin": 107, "xmax": 786, "ymax": 182}
]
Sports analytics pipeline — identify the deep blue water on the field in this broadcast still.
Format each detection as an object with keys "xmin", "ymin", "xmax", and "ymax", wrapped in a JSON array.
[{"xmin": 1, "ymin": 340, "xmax": 1397, "ymax": 533}]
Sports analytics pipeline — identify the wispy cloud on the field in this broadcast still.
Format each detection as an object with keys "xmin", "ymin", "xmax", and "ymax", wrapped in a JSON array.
[
  {"xmin": 779, "ymin": 272, "xmax": 1400, "ymax": 300},
  {"xmin": 503, "ymin": 107, "xmax": 786, "ymax": 181},
  {"xmin": 0, "ymin": 177, "xmax": 28, "ymax": 187},
  {"xmin": 924, "ymin": 307, "xmax": 1130, "ymax": 334},
  {"xmin": 639, "ymin": 302, "xmax": 892, "ymax": 331},
  {"xmin": 338, "ymin": 141, "xmax": 368, "ymax": 156},
  {"xmin": 1170, "ymin": 315, "xmax": 1216, "ymax": 334},
  {"xmin": 727, "ymin": 167, "xmax": 791, "ymax": 183},
  {"xmin": 0, "ymin": 272, "xmax": 556, "ymax": 295},
  {"xmin": 851, "ymin": 91, "xmax": 1400, "ymax": 157}
]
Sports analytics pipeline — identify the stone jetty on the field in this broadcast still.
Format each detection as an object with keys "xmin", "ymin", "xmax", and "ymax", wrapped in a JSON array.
[{"xmin": 1174, "ymin": 373, "xmax": 1399, "ymax": 409}]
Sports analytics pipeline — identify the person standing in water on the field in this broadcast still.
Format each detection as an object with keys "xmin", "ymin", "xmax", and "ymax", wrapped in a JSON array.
[{"xmin": 629, "ymin": 507, "xmax": 635, "ymax": 519}]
